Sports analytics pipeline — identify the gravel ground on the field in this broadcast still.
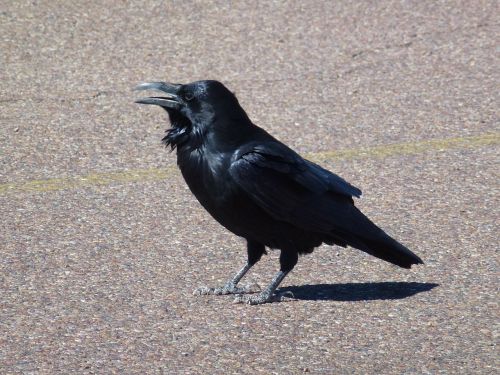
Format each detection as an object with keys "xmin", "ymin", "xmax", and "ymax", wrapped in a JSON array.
[{"xmin": 1, "ymin": 1, "xmax": 498, "ymax": 374}]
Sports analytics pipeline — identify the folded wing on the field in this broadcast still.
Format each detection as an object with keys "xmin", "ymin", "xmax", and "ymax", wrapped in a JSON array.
[{"xmin": 229, "ymin": 141, "xmax": 423, "ymax": 268}]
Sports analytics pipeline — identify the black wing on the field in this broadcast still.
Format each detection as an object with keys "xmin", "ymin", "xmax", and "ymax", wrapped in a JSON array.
[
  {"xmin": 229, "ymin": 141, "xmax": 423, "ymax": 268},
  {"xmin": 229, "ymin": 141, "xmax": 362, "ymax": 233}
]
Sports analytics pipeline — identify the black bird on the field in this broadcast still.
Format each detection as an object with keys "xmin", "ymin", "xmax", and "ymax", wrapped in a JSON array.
[{"xmin": 135, "ymin": 80, "xmax": 423, "ymax": 305}]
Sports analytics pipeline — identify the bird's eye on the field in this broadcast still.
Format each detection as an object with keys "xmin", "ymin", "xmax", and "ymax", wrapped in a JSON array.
[{"xmin": 184, "ymin": 92, "xmax": 195, "ymax": 101}]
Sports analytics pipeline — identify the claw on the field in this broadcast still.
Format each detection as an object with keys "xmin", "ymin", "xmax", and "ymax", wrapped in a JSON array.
[
  {"xmin": 193, "ymin": 283, "xmax": 261, "ymax": 296},
  {"xmin": 280, "ymin": 290, "xmax": 295, "ymax": 299},
  {"xmin": 193, "ymin": 286, "xmax": 214, "ymax": 296},
  {"xmin": 232, "ymin": 290, "xmax": 295, "ymax": 305}
]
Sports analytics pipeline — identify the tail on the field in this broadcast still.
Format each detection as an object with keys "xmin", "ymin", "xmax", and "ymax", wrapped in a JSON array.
[
  {"xmin": 356, "ymin": 230, "xmax": 423, "ymax": 269},
  {"xmin": 329, "ymin": 206, "xmax": 424, "ymax": 269}
]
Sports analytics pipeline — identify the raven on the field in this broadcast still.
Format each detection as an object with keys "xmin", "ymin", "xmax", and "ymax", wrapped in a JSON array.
[{"xmin": 135, "ymin": 80, "xmax": 423, "ymax": 305}]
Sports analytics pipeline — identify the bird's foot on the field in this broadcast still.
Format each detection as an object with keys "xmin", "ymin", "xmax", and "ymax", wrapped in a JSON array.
[
  {"xmin": 193, "ymin": 282, "xmax": 260, "ymax": 296},
  {"xmin": 233, "ymin": 290, "xmax": 295, "ymax": 305}
]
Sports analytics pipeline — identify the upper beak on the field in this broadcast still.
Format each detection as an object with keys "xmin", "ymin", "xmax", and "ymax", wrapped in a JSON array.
[{"xmin": 134, "ymin": 82, "xmax": 182, "ymax": 109}]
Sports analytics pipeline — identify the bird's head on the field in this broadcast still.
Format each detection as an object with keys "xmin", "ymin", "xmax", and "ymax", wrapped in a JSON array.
[{"xmin": 135, "ymin": 80, "xmax": 250, "ymax": 149}]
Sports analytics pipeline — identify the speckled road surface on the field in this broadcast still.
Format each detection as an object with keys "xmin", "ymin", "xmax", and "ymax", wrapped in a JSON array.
[{"xmin": 1, "ymin": 1, "xmax": 498, "ymax": 374}]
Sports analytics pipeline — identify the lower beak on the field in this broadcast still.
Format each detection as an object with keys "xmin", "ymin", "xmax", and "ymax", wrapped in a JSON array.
[{"xmin": 134, "ymin": 82, "xmax": 182, "ymax": 109}]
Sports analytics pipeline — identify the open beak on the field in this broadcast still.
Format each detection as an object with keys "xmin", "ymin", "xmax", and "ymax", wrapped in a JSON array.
[{"xmin": 134, "ymin": 82, "xmax": 182, "ymax": 109}]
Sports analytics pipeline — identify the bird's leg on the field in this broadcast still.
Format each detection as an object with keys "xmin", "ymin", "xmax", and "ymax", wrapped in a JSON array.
[
  {"xmin": 194, "ymin": 262, "xmax": 260, "ymax": 295},
  {"xmin": 193, "ymin": 240, "xmax": 265, "ymax": 296},
  {"xmin": 233, "ymin": 270, "xmax": 293, "ymax": 304},
  {"xmin": 233, "ymin": 248, "xmax": 298, "ymax": 305}
]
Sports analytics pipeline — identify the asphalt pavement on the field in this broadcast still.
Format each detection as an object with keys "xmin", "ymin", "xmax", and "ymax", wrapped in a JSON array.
[{"xmin": 1, "ymin": 1, "xmax": 498, "ymax": 374}]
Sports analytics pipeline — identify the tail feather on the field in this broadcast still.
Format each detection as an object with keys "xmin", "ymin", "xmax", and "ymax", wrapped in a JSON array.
[
  {"xmin": 330, "ymin": 206, "xmax": 423, "ymax": 268},
  {"xmin": 357, "ymin": 231, "xmax": 423, "ymax": 268}
]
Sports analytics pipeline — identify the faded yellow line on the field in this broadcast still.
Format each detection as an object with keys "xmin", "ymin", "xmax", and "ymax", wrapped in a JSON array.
[
  {"xmin": 0, "ymin": 167, "xmax": 177, "ymax": 194},
  {"xmin": 307, "ymin": 133, "xmax": 500, "ymax": 162},
  {"xmin": 1, "ymin": 133, "xmax": 498, "ymax": 195}
]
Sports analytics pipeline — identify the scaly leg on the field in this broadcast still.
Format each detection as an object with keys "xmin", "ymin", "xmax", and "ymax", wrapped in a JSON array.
[
  {"xmin": 194, "ymin": 262, "xmax": 259, "ymax": 295},
  {"xmin": 193, "ymin": 240, "xmax": 266, "ymax": 296},
  {"xmin": 233, "ymin": 248, "xmax": 298, "ymax": 305},
  {"xmin": 233, "ymin": 270, "xmax": 293, "ymax": 304}
]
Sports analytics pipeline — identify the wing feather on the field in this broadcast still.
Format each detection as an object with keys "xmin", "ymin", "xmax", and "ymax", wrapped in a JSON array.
[{"xmin": 229, "ymin": 142, "xmax": 362, "ymax": 231}]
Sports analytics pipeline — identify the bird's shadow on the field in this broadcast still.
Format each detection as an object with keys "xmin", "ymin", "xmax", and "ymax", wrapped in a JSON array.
[{"xmin": 279, "ymin": 282, "xmax": 438, "ymax": 301}]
